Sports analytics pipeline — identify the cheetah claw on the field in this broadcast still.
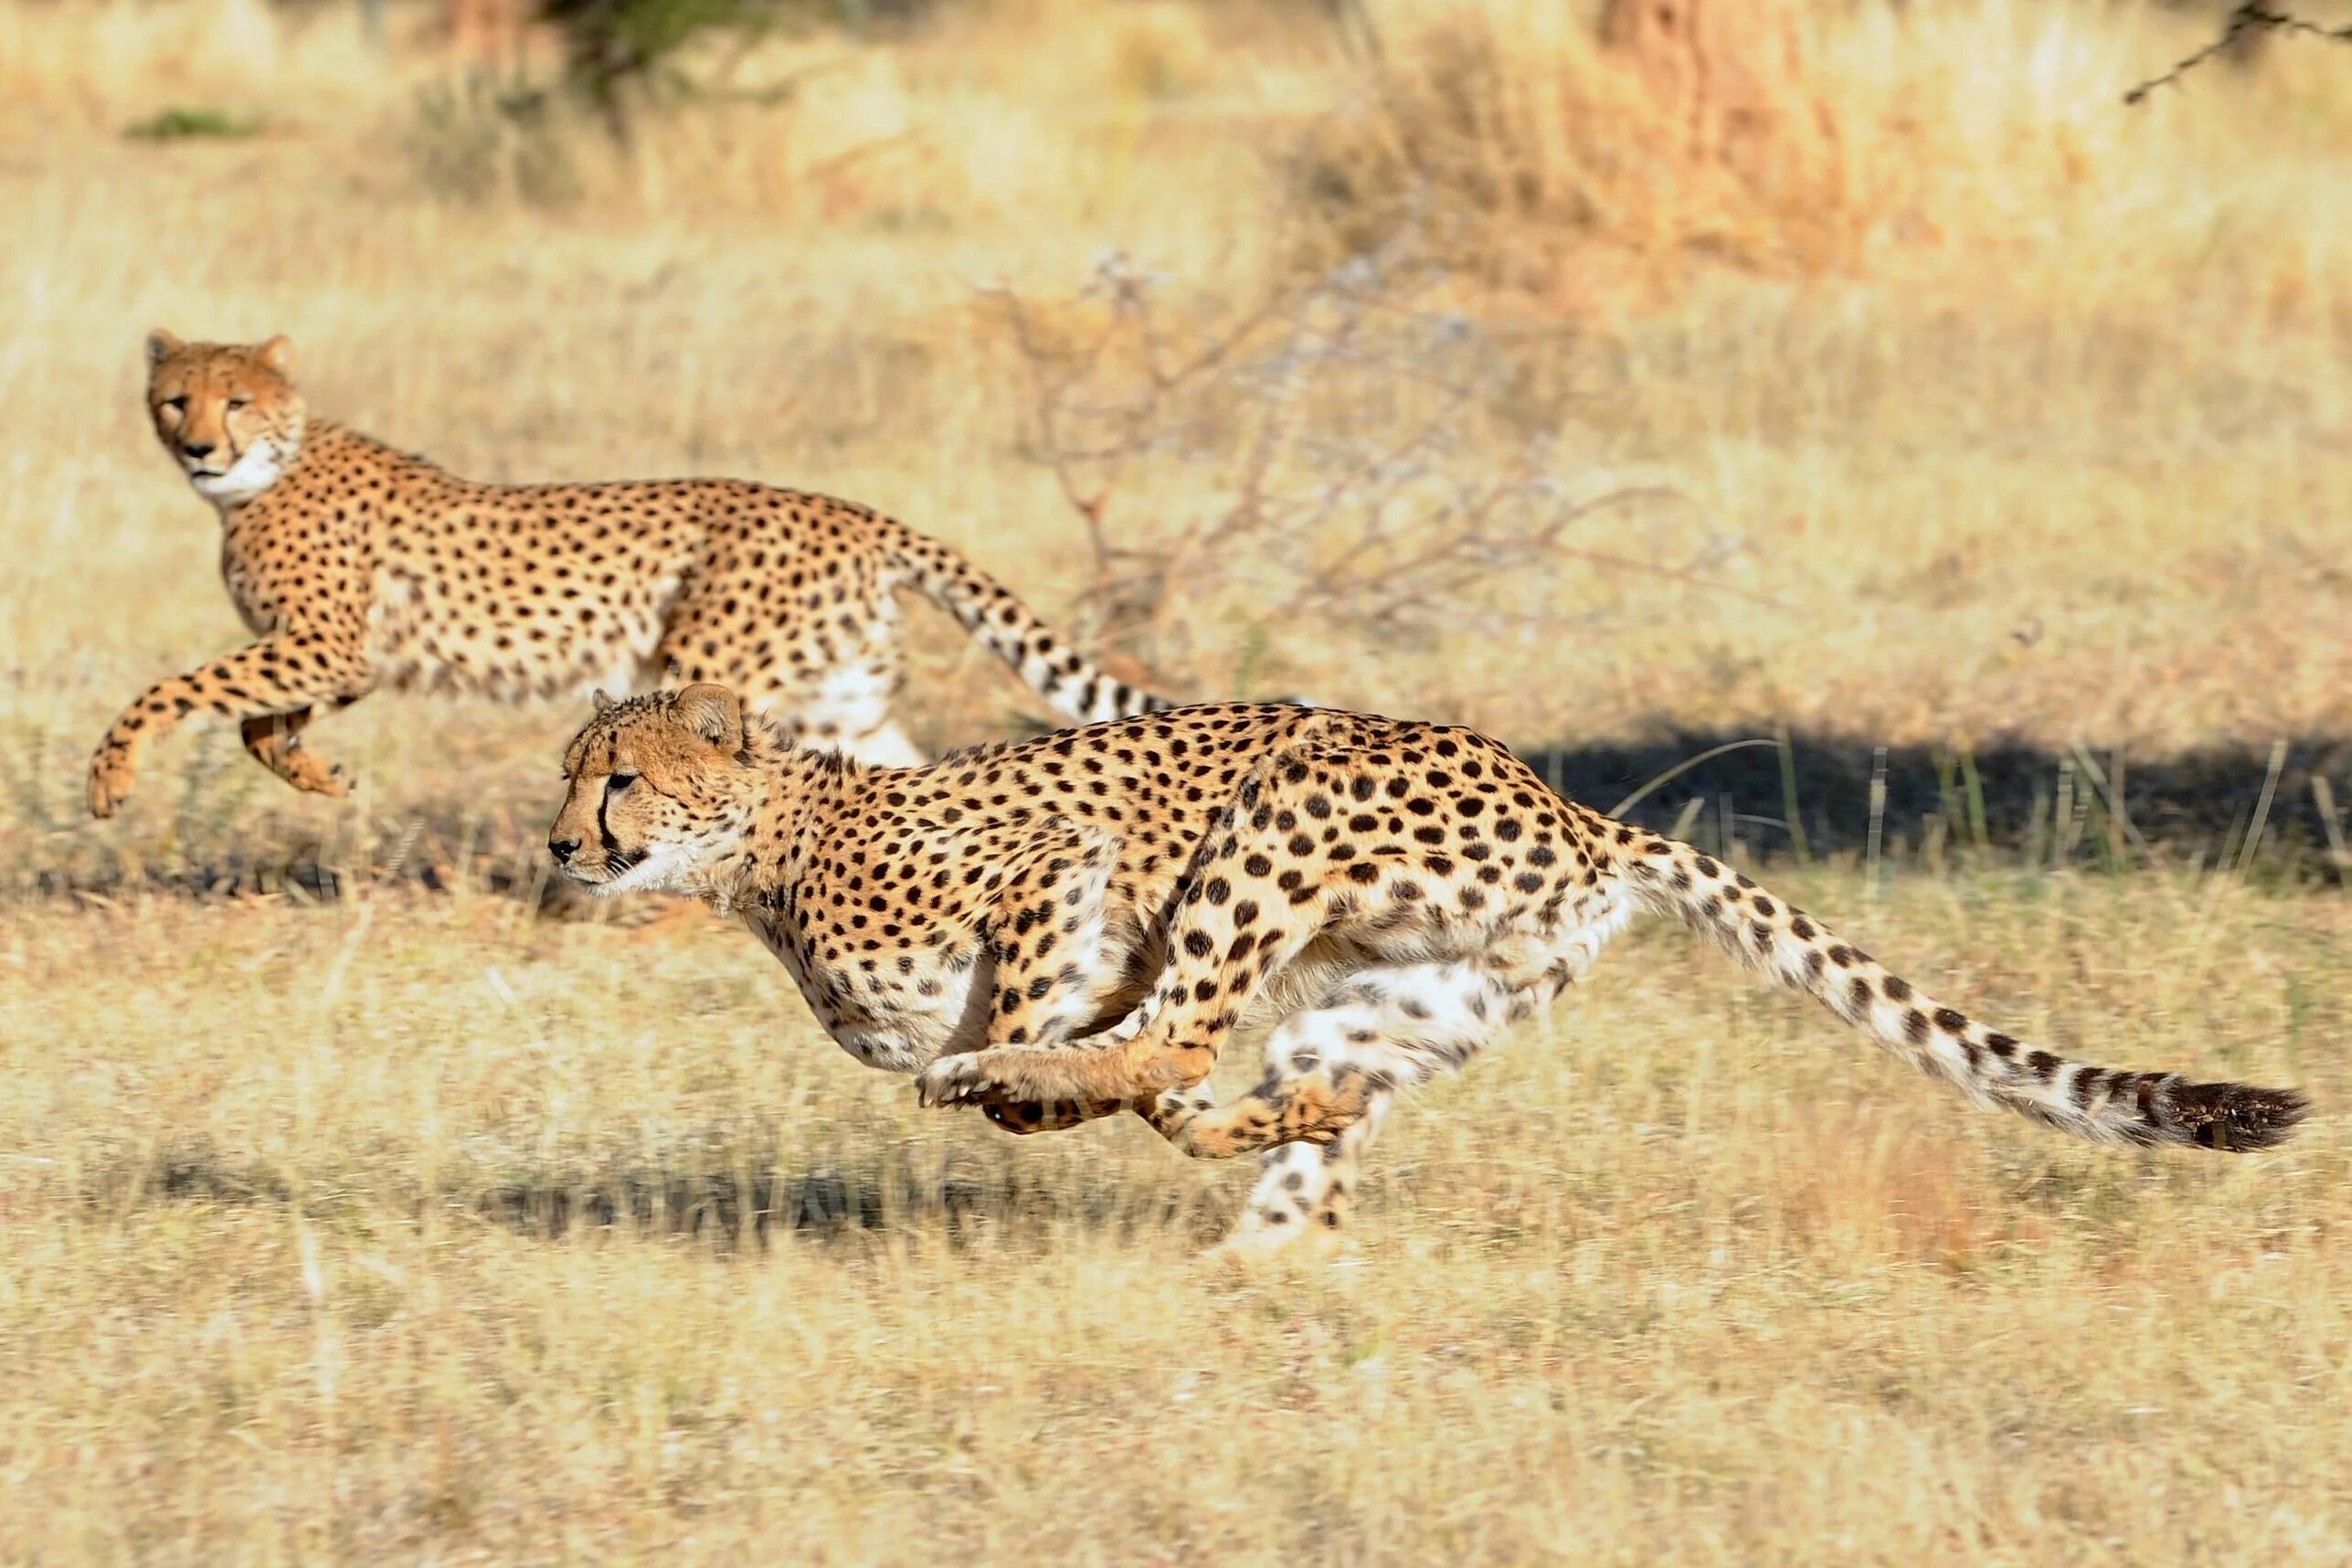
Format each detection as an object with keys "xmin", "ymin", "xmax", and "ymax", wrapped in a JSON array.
[{"xmin": 916, "ymin": 1054, "xmax": 1000, "ymax": 1108}]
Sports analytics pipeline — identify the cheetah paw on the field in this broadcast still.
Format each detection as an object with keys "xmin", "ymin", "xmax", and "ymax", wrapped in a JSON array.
[
  {"xmin": 87, "ymin": 748, "xmax": 139, "ymax": 820},
  {"xmin": 1202, "ymin": 1224, "xmax": 1356, "ymax": 1267},
  {"xmin": 916, "ymin": 1053, "xmax": 1003, "ymax": 1108},
  {"xmin": 287, "ymin": 757, "xmax": 355, "ymax": 799}
]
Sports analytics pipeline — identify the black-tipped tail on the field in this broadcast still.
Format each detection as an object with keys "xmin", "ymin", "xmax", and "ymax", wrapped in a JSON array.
[
  {"xmin": 2165, "ymin": 1081, "xmax": 2310, "ymax": 1152},
  {"xmin": 1615, "ymin": 831, "xmax": 2312, "ymax": 1154},
  {"xmin": 882, "ymin": 522, "xmax": 1171, "ymax": 725}
]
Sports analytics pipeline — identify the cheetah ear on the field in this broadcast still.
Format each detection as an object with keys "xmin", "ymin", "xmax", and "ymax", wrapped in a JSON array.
[
  {"xmin": 256, "ymin": 334, "xmax": 295, "ymax": 378},
  {"xmin": 145, "ymin": 329, "xmax": 183, "ymax": 368},
  {"xmin": 590, "ymin": 688, "xmax": 616, "ymax": 716},
  {"xmin": 674, "ymin": 683, "xmax": 744, "ymax": 752}
]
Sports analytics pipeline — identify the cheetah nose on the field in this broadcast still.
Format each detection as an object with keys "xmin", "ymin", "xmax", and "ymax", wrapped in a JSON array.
[
  {"xmin": 182, "ymin": 441, "xmax": 217, "ymax": 459},
  {"xmin": 547, "ymin": 836, "xmax": 580, "ymax": 865}
]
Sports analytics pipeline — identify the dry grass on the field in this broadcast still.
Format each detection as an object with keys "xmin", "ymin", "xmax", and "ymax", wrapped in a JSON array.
[
  {"xmin": 4, "ymin": 0, "xmax": 2352, "ymax": 1558},
  {"xmin": 3, "ymin": 873, "xmax": 2347, "ymax": 1561}
]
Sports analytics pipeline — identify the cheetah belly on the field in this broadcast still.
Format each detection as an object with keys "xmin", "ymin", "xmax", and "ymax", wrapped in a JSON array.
[
  {"xmin": 791, "ymin": 657, "xmax": 899, "ymax": 745},
  {"xmin": 367, "ymin": 562, "xmax": 677, "ymax": 701},
  {"xmin": 747, "ymin": 915, "xmax": 981, "ymax": 1075}
]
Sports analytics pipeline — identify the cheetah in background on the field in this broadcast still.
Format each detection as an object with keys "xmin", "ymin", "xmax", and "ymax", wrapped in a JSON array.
[
  {"xmin": 87, "ymin": 332, "xmax": 1167, "ymax": 818},
  {"xmin": 546, "ymin": 686, "xmax": 2307, "ymax": 1255}
]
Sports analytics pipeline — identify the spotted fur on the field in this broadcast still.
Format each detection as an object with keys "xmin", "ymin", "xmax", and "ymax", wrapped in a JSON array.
[
  {"xmin": 86, "ymin": 332, "xmax": 1165, "ymax": 818},
  {"xmin": 549, "ymin": 688, "xmax": 2308, "ymax": 1253}
]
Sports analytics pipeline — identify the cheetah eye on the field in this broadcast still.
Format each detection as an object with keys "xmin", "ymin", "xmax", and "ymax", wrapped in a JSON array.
[
  {"xmin": 226, "ymin": 397, "xmax": 249, "ymax": 412},
  {"xmin": 161, "ymin": 396, "xmax": 187, "ymax": 413},
  {"xmin": 606, "ymin": 772, "xmax": 637, "ymax": 796}
]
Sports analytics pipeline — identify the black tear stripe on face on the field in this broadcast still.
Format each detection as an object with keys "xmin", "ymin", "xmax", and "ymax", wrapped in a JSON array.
[
  {"xmin": 596, "ymin": 779, "xmax": 624, "ymax": 863},
  {"xmin": 593, "ymin": 757, "xmax": 672, "ymax": 874},
  {"xmin": 594, "ymin": 774, "xmax": 650, "ymax": 872}
]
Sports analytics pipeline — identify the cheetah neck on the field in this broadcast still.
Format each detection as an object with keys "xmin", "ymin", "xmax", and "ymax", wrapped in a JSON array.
[
  {"xmin": 192, "ymin": 411, "xmax": 315, "ymax": 514},
  {"xmin": 202, "ymin": 418, "xmax": 385, "ymax": 517},
  {"xmin": 209, "ymin": 421, "xmax": 443, "ymax": 520},
  {"xmin": 700, "ymin": 736, "xmax": 866, "ymax": 916}
]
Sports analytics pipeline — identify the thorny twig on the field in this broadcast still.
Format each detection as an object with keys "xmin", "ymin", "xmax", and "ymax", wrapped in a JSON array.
[
  {"xmin": 980, "ymin": 245, "xmax": 1758, "ymax": 690},
  {"xmin": 2124, "ymin": 4, "xmax": 2352, "ymax": 104}
]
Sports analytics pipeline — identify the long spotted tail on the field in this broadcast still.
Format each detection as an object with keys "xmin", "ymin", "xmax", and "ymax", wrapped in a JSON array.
[
  {"xmin": 881, "ymin": 521, "xmax": 1169, "ymax": 726},
  {"xmin": 1616, "ymin": 833, "xmax": 2309, "ymax": 1151}
]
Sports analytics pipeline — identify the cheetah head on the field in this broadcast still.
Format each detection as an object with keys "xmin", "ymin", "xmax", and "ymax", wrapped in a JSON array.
[
  {"xmin": 144, "ymin": 331, "xmax": 306, "ymax": 507},
  {"xmin": 548, "ymin": 684, "xmax": 764, "ymax": 901}
]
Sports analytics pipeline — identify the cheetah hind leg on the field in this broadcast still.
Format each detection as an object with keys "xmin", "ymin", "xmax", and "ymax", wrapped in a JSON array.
[
  {"xmin": 971, "ymin": 1018, "xmax": 1347, "ymax": 1151},
  {"xmin": 1204, "ymin": 1101, "xmax": 1394, "ymax": 1264},
  {"xmin": 1155, "ymin": 961, "xmax": 1517, "ymax": 1258},
  {"xmin": 984, "ymin": 959, "xmax": 1483, "ymax": 1256}
]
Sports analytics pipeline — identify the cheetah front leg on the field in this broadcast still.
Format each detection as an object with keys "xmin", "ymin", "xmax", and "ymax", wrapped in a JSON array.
[
  {"xmin": 918, "ymin": 747, "xmax": 1332, "ymax": 1111},
  {"xmin": 89, "ymin": 632, "xmax": 371, "ymax": 817},
  {"xmin": 917, "ymin": 814, "xmax": 1148, "ymax": 1128},
  {"xmin": 976, "ymin": 1094, "xmax": 1143, "ymax": 1138},
  {"xmin": 238, "ymin": 702, "xmax": 360, "ymax": 799}
]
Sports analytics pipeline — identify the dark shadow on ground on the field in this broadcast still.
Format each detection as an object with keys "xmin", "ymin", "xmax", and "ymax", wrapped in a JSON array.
[
  {"xmin": 1519, "ymin": 728, "xmax": 2352, "ymax": 880},
  {"xmin": 110, "ymin": 1131, "xmax": 1229, "ymax": 1247},
  {"xmin": 18, "ymin": 726, "xmax": 2352, "ymax": 903}
]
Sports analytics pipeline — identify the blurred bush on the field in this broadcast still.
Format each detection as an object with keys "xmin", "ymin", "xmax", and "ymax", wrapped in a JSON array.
[
  {"xmin": 536, "ymin": 0, "xmax": 916, "ymax": 137},
  {"xmin": 123, "ymin": 105, "xmax": 264, "ymax": 141}
]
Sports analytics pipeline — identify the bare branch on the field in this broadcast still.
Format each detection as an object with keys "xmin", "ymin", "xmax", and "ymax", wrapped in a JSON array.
[
  {"xmin": 980, "ymin": 235, "xmax": 1755, "ymax": 694},
  {"xmin": 2124, "ymin": 4, "xmax": 2352, "ymax": 105}
]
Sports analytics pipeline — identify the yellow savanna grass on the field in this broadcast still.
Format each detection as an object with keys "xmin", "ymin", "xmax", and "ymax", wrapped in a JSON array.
[{"xmin": 3, "ymin": 0, "xmax": 2350, "ymax": 1558}]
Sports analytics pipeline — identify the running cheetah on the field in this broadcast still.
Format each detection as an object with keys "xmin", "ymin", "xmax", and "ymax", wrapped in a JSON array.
[
  {"xmin": 87, "ymin": 332, "xmax": 1165, "ymax": 818},
  {"xmin": 546, "ymin": 686, "xmax": 2307, "ymax": 1254}
]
